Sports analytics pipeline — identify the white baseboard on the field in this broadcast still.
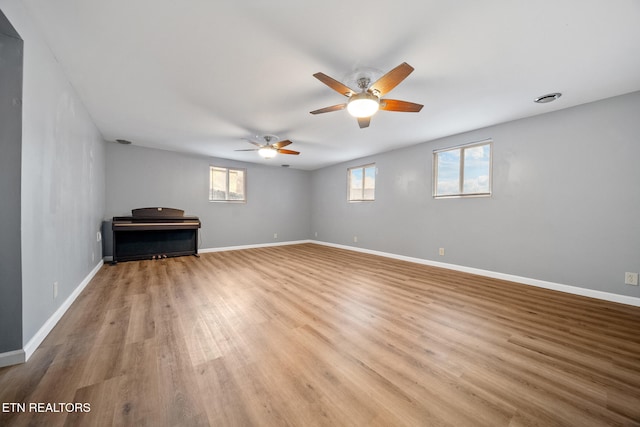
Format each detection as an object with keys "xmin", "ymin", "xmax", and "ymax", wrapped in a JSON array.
[
  {"xmin": 311, "ymin": 240, "xmax": 640, "ymax": 308},
  {"xmin": 7, "ymin": 240, "xmax": 635, "ymax": 369},
  {"xmin": 199, "ymin": 240, "xmax": 312, "ymax": 254},
  {"xmin": 22, "ymin": 260, "xmax": 104, "ymax": 363},
  {"xmin": 0, "ymin": 349, "xmax": 26, "ymax": 368},
  {"xmin": 100, "ymin": 241, "xmax": 313, "ymax": 262},
  {"xmin": 111, "ymin": 239, "xmax": 638, "ymax": 307}
]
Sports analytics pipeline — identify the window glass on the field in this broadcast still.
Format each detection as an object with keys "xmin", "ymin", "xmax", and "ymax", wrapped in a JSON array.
[
  {"xmin": 349, "ymin": 168, "xmax": 363, "ymax": 200},
  {"xmin": 363, "ymin": 165, "xmax": 376, "ymax": 200},
  {"xmin": 463, "ymin": 144, "xmax": 491, "ymax": 194},
  {"xmin": 435, "ymin": 149, "xmax": 461, "ymax": 196},
  {"xmin": 210, "ymin": 166, "xmax": 246, "ymax": 201},
  {"xmin": 434, "ymin": 141, "xmax": 491, "ymax": 198},
  {"xmin": 348, "ymin": 164, "xmax": 375, "ymax": 201}
]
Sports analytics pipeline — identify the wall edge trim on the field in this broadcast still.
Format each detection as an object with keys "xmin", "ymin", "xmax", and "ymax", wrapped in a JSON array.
[
  {"xmin": 311, "ymin": 241, "xmax": 640, "ymax": 307},
  {"xmin": 199, "ymin": 240, "xmax": 313, "ymax": 253},
  {"xmin": 0, "ymin": 349, "xmax": 25, "ymax": 368},
  {"xmin": 12, "ymin": 239, "xmax": 636, "ymax": 368},
  {"xmin": 22, "ymin": 260, "xmax": 104, "ymax": 363}
]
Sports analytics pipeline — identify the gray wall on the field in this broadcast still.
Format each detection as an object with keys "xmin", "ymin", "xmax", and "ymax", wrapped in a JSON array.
[
  {"xmin": 106, "ymin": 93, "xmax": 640, "ymax": 300},
  {"xmin": 0, "ymin": 8, "xmax": 23, "ymax": 353},
  {"xmin": 1, "ymin": 0, "xmax": 107, "ymax": 348},
  {"xmin": 106, "ymin": 144, "xmax": 311, "ymax": 250},
  {"xmin": 1, "ymin": 0, "xmax": 636, "ymax": 362},
  {"xmin": 311, "ymin": 91, "xmax": 640, "ymax": 298}
]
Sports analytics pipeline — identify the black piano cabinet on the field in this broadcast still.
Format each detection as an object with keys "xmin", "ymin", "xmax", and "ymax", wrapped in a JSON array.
[{"xmin": 111, "ymin": 207, "xmax": 201, "ymax": 263}]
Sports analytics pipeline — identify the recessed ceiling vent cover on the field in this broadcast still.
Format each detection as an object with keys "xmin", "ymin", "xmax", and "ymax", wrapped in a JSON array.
[{"xmin": 534, "ymin": 93, "xmax": 562, "ymax": 103}]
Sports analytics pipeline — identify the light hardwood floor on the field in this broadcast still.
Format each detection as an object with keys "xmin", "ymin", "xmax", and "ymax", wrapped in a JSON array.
[{"xmin": 1, "ymin": 243, "xmax": 639, "ymax": 426}]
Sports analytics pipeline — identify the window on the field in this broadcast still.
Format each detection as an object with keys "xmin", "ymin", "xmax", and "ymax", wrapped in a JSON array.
[
  {"xmin": 209, "ymin": 166, "xmax": 246, "ymax": 201},
  {"xmin": 434, "ymin": 140, "xmax": 492, "ymax": 198},
  {"xmin": 348, "ymin": 164, "xmax": 376, "ymax": 201}
]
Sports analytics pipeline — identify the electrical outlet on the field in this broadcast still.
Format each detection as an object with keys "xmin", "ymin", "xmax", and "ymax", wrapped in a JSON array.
[
  {"xmin": 53, "ymin": 282, "xmax": 58, "ymax": 299},
  {"xmin": 97, "ymin": 231, "xmax": 102, "ymax": 242},
  {"xmin": 439, "ymin": 248, "xmax": 445, "ymax": 256},
  {"xmin": 314, "ymin": 231, "xmax": 318, "ymax": 237},
  {"xmin": 353, "ymin": 236, "xmax": 358, "ymax": 243},
  {"xmin": 625, "ymin": 272, "xmax": 639, "ymax": 286},
  {"xmin": 273, "ymin": 233, "xmax": 278, "ymax": 239}
]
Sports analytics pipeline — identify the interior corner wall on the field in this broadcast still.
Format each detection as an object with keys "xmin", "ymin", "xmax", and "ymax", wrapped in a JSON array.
[
  {"xmin": 311, "ymin": 91, "xmax": 640, "ymax": 299},
  {"xmin": 105, "ymin": 144, "xmax": 311, "ymax": 251},
  {"xmin": 0, "ymin": 7, "xmax": 23, "ymax": 354},
  {"xmin": 0, "ymin": 0, "xmax": 107, "ymax": 350}
]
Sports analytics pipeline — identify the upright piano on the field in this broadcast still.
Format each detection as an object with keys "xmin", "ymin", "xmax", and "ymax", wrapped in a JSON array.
[{"xmin": 111, "ymin": 207, "xmax": 201, "ymax": 263}]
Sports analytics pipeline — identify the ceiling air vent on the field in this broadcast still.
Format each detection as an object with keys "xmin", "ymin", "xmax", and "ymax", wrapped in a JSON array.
[{"xmin": 534, "ymin": 93, "xmax": 562, "ymax": 104}]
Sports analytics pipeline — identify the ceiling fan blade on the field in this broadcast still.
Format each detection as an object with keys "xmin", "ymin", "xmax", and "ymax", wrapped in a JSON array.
[
  {"xmin": 380, "ymin": 99, "xmax": 423, "ymax": 112},
  {"xmin": 235, "ymin": 149, "xmax": 259, "ymax": 151},
  {"xmin": 272, "ymin": 139, "xmax": 292, "ymax": 149},
  {"xmin": 310, "ymin": 103, "xmax": 347, "ymax": 114},
  {"xmin": 277, "ymin": 149, "xmax": 300, "ymax": 155},
  {"xmin": 243, "ymin": 139, "xmax": 263, "ymax": 147},
  {"xmin": 313, "ymin": 72, "xmax": 356, "ymax": 97},
  {"xmin": 357, "ymin": 117, "xmax": 371, "ymax": 128},
  {"xmin": 369, "ymin": 62, "xmax": 414, "ymax": 97}
]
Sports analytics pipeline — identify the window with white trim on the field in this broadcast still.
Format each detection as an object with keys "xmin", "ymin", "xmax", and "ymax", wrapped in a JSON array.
[
  {"xmin": 209, "ymin": 166, "xmax": 246, "ymax": 202},
  {"xmin": 434, "ymin": 140, "xmax": 492, "ymax": 198},
  {"xmin": 348, "ymin": 164, "xmax": 376, "ymax": 201}
]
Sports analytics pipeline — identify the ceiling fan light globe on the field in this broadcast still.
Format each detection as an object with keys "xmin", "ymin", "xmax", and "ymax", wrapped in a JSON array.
[
  {"xmin": 347, "ymin": 93, "xmax": 380, "ymax": 118},
  {"xmin": 258, "ymin": 147, "xmax": 277, "ymax": 159}
]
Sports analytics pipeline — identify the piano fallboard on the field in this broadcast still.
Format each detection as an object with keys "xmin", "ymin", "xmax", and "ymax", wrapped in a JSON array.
[{"xmin": 112, "ymin": 216, "xmax": 201, "ymax": 231}]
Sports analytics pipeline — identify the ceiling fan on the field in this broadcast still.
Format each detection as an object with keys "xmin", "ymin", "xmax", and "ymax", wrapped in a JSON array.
[
  {"xmin": 235, "ymin": 135, "xmax": 300, "ymax": 159},
  {"xmin": 310, "ymin": 62, "xmax": 423, "ymax": 128}
]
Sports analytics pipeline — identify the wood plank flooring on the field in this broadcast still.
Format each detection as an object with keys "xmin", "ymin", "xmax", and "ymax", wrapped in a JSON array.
[{"xmin": 1, "ymin": 243, "xmax": 639, "ymax": 426}]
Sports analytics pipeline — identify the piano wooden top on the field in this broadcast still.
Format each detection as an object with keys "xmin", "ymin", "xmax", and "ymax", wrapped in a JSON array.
[
  {"xmin": 112, "ymin": 219, "xmax": 200, "ymax": 230},
  {"xmin": 112, "ymin": 207, "xmax": 200, "ymax": 231}
]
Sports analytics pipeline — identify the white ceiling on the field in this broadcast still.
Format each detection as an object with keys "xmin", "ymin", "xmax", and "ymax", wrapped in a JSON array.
[{"xmin": 23, "ymin": 0, "xmax": 640, "ymax": 170}]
